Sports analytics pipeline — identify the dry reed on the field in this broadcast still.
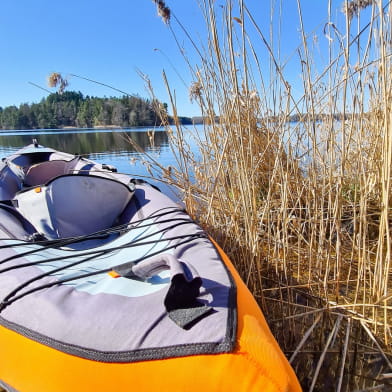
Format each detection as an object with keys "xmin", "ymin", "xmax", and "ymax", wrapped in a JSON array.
[
  {"xmin": 47, "ymin": 72, "xmax": 68, "ymax": 94},
  {"xmin": 141, "ymin": 0, "xmax": 392, "ymax": 390}
]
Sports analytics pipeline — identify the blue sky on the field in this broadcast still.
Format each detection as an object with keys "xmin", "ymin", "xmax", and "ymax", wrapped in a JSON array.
[{"xmin": 0, "ymin": 1, "xmax": 364, "ymax": 117}]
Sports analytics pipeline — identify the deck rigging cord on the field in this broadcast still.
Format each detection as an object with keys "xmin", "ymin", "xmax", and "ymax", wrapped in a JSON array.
[
  {"xmin": 0, "ymin": 234, "xmax": 204, "ymax": 312},
  {"xmin": 0, "ymin": 206, "xmax": 206, "ymax": 312},
  {"xmin": 0, "ymin": 206, "xmax": 185, "ymax": 262},
  {"xmin": 0, "ymin": 222, "xmax": 200, "ymax": 275}
]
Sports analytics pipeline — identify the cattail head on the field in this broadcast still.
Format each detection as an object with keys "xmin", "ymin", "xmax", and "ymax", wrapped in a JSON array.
[
  {"xmin": 189, "ymin": 81, "xmax": 203, "ymax": 102},
  {"xmin": 47, "ymin": 72, "xmax": 62, "ymax": 88},
  {"xmin": 152, "ymin": 0, "xmax": 171, "ymax": 24},
  {"xmin": 342, "ymin": 0, "xmax": 375, "ymax": 20},
  {"xmin": 47, "ymin": 72, "xmax": 69, "ymax": 94}
]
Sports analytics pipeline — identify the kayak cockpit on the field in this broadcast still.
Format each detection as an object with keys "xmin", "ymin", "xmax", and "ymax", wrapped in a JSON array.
[
  {"xmin": 0, "ymin": 143, "xmax": 136, "ymax": 248},
  {"xmin": 15, "ymin": 174, "xmax": 135, "ymax": 241}
]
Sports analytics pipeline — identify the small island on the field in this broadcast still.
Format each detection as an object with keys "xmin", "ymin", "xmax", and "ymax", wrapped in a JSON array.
[{"xmin": 0, "ymin": 91, "xmax": 193, "ymax": 130}]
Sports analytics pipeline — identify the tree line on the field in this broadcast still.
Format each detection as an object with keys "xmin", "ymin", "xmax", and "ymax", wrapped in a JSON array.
[{"xmin": 0, "ymin": 91, "xmax": 192, "ymax": 130}]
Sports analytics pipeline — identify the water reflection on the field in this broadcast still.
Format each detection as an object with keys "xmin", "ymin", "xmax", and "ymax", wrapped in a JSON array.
[
  {"xmin": 0, "ymin": 128, "xmax": 169, "ymax": 157},
  {"xmin": 0, "ymin": 127, "xmax": 176, "ymax": 196}
]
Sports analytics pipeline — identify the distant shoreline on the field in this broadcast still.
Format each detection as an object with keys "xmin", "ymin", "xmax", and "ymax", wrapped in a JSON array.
[
  {"xmin": 0, "ymin": 120, "xmax": 208, "ymax": 133},
  {"xmin": 0, "ymin": 125, "xmax": 166, "ymax": 133}
]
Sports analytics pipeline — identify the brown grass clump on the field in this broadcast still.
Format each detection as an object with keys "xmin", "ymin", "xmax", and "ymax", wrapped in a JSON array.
[{"xmin": 143, "ymin": 0, "xmax": 392, "ymax": 390}]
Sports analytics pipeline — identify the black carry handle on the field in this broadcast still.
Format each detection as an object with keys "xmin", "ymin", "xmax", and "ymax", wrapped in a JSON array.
[{"xmin": 114, "ymin": 254, "xmax": 213, "ymax": 329}]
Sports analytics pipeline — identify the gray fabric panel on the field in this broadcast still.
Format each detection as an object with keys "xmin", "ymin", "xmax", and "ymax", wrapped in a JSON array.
[
  {"xmin": 0, "ymin": 182, "xmax": 236, "ymax": 361},
  {"xmin": 0, "ymin": 207, "xmax": 36, "ymax": 239},
  {"xmin": 0, "ymin": 268, "xmax": 230, "ymax": 352},
  {"xmin": 14, "ymin": 186, "xmax": 57, "ymax": 238},
  {"xmin": 4, "ymin": 162, "xmax": 25, "ymax": 182},
  {"xmin": 48, "ymin": 151, "xmax": 75, "ymax": 161},
  {"xmin": 0, "ymin": 166, "xmax": 21, "ymax": 201}
]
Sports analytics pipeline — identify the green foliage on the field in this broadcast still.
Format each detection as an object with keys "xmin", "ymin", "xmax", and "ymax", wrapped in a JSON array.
[{"xmin": 0, "ymin": 92, "xmax": 190, "ymax": 130}]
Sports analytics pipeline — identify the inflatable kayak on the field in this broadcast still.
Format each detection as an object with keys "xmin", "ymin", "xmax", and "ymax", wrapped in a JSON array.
[{"xmin": 0, "ymin": 142, "xmax": 301, "ymax": 392}]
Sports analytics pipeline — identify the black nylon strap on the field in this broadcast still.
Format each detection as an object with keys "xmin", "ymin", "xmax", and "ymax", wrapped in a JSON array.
[{"xmin": 164, "ymin": 274, "xmax": 213, "ymax": 329}]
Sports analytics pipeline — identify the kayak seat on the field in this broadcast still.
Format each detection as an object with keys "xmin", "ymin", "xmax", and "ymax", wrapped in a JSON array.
[
  {"xmin": 24, "ymin": 158, "xmax": 80, "ymax": 187},
  {"xmin": 15, "ymin": 174, "xmax": 135, "ymax": 239}
]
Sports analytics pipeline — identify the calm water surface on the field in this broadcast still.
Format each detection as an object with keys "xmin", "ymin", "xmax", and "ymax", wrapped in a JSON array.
[{"xmin": 0, "ymin": 126, "xmax": 197, "ymax": 198}]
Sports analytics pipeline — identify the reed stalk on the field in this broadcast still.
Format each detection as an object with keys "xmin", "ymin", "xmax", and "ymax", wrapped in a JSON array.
[{"xmin": 144, "ymin": 0, "xmax": 392, "ymax": 389}]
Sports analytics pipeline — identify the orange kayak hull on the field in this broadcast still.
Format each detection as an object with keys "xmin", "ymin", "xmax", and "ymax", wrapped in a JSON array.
[{"xmin": 0, "ymin": 241, "xmax": 301, "ymax": 392}]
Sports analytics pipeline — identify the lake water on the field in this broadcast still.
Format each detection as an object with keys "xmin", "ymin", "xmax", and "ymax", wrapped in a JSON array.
[{"xmin": 0, "ymin": 126, "xmax": 192, "ymax": 198}]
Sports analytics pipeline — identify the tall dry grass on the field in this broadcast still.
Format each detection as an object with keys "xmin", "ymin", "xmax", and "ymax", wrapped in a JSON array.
[{"xmin": 145, "ymin": 0, "xmax": 392, "ymax": 390}]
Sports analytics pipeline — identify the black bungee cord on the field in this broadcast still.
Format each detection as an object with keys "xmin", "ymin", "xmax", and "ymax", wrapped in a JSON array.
[
  {"xmin": 0, "ymin": 233, "xmax": 205, "ymax": 312},
  {"xmin": 0, "ymin": 206, "xmax": 204, "ymax": 312},
  {"xmin": 0, "ymin": 206, "xmax": 187, "ymax": 266},
  {"xmin": 0, "ymin": 206, "xmax": 184, "ymax": 249},
  {"xmin": 0, "ymin": 218, "xmax": 197, "ymax": 275}
]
